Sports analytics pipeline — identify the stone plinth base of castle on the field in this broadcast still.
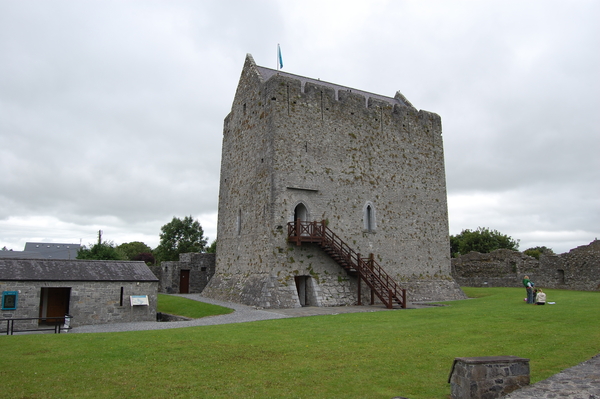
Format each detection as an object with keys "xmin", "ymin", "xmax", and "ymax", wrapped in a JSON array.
[
  {"xmin": 401, "ymin": 278, "xmax": 468, "ymax": 303},
  {"xmin": 202, "ymin": 272, "xmax": 467, "ymax": 309}
]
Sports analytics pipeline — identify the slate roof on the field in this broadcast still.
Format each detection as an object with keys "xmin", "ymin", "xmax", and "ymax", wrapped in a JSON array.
[
  {"xmin": 24, "ymin": 242, "xmax": 81, "ymax": 259},
  {"xmin": 255, "ymin": 64, "xmax": 410, "ymax": 108},
  {"xmin": 0, "ymin": 258, "xmax": 158, "ymax": 282},
  {"xmin": 0, "ymin": 251, "xmax": 45, "ymax": 259},
  {"xmin": 0, "ymin": 242, "xmax": 81, "ymax": 260}
]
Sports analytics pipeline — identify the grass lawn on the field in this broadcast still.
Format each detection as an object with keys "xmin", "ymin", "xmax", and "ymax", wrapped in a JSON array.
[
  {"xmin": 1, "ymin": 287, "xmax": 598, "ymax": 399},
  {"xmin": 157, "ymin": 294, "xmax": 234, "ymax": 319}
]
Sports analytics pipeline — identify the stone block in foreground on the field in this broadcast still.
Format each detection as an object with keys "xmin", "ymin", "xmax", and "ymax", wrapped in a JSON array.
[{"xmin": 448, "ymin": 356, "xmax": 530, "ymax": 399}]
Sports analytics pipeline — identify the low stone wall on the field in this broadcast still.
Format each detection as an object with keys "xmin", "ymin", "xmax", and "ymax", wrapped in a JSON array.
[
  {"xmin": 156, "ymin": 312, "xmax": 191, "ymax": 322},
  {"xmin": 451, "ymin": 240, "xmax": 600, "ymax": 291}
]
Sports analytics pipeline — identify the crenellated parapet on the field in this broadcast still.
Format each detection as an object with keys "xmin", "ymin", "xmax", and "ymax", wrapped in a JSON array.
[{"xmin": 238, "ymin": 56, "xmax": 443, "ymax": 144}]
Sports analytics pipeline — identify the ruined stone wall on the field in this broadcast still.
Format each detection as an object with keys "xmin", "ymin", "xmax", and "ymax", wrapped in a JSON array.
[
  {"xmin": 0, "ymin": 280, "xmax": 157, "ymax": 328},
  {"xmin": 204, "ymin": 55, "xmax": 465, "ymax": 308},
  {"xmin": 451, "ymin": 240, "xmax": 600, "ymax": 291}
]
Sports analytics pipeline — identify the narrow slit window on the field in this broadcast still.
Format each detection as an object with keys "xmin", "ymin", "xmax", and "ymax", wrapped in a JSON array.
[{"xmin": 363, "ymin": 202, "xmax": 377, "ymax": 233}]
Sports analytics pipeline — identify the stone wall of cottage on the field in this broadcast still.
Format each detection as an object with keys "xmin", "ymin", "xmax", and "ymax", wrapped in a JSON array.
[{"xmin": 0, "ymin": 280, "xmax": 157, "ymax": 328}]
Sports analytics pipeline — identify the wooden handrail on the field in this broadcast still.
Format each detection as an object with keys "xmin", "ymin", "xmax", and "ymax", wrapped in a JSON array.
[{"xmin": 288, "ymin": 220, "xmax": 406, "ymax": 308}]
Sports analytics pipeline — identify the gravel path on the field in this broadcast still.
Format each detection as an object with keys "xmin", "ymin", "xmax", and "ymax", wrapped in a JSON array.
[
  {"xmin": 503, "ymin": 354, "xmax": 600, "ymax": 399},
  {"xmin": 70, "ymin": 294, "xmax": 291, "ymax": 334}
]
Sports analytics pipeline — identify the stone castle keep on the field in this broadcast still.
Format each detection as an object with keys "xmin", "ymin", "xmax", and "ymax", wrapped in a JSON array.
[{"xmin": 202, "ymin": 54, "xmax": 465, "ymax": 308}]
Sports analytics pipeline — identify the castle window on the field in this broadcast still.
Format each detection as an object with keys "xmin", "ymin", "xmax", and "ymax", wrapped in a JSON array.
[
  {"xmin": 243, "ymin": 103, "xmax": 246, "ymax": 114},
  {"xmin": 237, "ymin": 209, "xmax": 242, "ymax": 236},
  {"xmin": 363, "ymin": 202, "xmax": 377, "ymax": 233}
]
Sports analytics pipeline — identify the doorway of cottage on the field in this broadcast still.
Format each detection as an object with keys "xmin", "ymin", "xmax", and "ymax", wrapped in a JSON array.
[{"xmin": 39, "ymin": 287, "xmax": 71, "ymax": 325}]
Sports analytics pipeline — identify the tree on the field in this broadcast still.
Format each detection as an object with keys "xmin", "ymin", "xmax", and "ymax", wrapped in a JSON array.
[
  {"xmin": 117, "ymin": 241, "xmax": 153, "ymax": 261},
  {"xmin": 450, "ymin": 227, "xmax": 519, "ymax": 257},
  {"xmin": 206, "ymin": 239, "xmax": 217, "ymax": 254},
  {"xmin": 131, "ymin": 252, "xmax": 156, "ymax": 265},
  {"xmin": 77, "ymin": 241, "xmax": 127, "ymax": 260},
  {"xmin": 523, "ymin": 246, "xmax": 554, "ymax": 260},
  {"xmin": 154, "ymin": 216, "xmax": 207, "ymax": 262}
]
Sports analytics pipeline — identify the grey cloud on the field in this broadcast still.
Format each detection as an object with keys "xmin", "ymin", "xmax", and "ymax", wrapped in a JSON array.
[{"xmin": 0, "ymin": 0, "xmax": 598, "ymax": 255}]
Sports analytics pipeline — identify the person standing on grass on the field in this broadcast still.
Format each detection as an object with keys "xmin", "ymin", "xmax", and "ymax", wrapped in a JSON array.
[
  {"xmin": 523, "ymin": 275, "xmax": 535, "ymax": 304},
  {"xmin": 535, "ymin": 289, "xmax": 547, "ymax": 305}
]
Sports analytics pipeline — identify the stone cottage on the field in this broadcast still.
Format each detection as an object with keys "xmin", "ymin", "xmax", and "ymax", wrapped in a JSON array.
[
  {"xmin": 202, "ymin": 54, "xmax": 465, "ymax": 308},
  {"xmin": 0, "ymin": 258, "xmax": 158, "ymax": 329}
]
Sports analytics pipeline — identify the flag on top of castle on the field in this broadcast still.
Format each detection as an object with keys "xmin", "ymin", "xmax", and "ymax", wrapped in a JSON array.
[{"xmin": 277, "ymin": 44, "xmax": 283, "ymax": 70}]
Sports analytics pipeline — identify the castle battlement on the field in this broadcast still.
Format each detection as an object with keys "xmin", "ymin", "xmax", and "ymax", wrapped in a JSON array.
[{"xmin": 256, "ymin": 64, "xmax": 407, "ymax": 108}]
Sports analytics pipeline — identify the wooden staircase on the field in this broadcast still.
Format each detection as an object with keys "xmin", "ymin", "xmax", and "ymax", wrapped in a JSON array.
[{"xmin": 288, "ymin": 220, "xmax": 407, "ymax": 309}]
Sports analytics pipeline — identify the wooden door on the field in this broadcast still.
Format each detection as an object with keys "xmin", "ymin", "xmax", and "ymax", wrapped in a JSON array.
[
  {"xmin": 40, "ymin": 287, "xmax": 70, "ymax": 324},
  {"xmin": 179, "ymin": 270, "xmax": 190, "ymax": 293}
]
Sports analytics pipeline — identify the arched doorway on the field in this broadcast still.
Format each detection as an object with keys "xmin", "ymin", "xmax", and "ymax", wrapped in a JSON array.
[{"xmin": 294, "ymin": 203, "xmax": 308, "ymax": 222}]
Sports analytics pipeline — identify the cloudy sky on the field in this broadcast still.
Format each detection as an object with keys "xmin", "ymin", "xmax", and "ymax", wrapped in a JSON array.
[{"xmin": 1, "ymin": 0, "xmax": 598, "ymax": 254}]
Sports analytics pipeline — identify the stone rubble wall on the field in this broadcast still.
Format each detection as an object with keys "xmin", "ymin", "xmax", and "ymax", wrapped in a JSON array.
[{"xmin": 451, "ymin": 240, "xmax": 600, "ymax": 291}]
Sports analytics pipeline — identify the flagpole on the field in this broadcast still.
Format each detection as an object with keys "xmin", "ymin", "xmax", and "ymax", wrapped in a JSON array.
[{"xmin": 277, "ymin": 43, "xmax": 279, "ymax": 71}]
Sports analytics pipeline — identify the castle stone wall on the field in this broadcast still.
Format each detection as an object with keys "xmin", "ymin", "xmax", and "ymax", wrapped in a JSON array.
[
  {"xmin": 451, "ymin": 240, "xmax": 600, "ymax": 291},
  {"xmin": 203, "ymin": 55, "xmax": 465, "ymax": 308}
]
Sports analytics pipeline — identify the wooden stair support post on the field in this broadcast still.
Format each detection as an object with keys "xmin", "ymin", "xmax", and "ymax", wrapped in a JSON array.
[{"xmin": 287, "ymin": 220, "xmax": 407, "ymax": 309}]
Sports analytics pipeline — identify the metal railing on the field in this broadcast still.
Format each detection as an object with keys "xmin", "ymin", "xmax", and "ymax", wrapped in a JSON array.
[{"xmin": 2, "ymin": 315, "xmax": 73, "ymax": 335}]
